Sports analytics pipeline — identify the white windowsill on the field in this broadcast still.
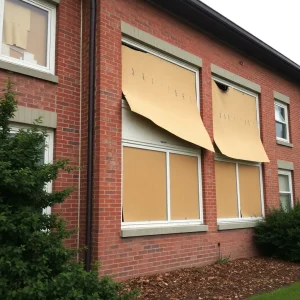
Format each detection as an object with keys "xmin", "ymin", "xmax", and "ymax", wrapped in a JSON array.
[
  {"xmin": 218, "ymin": 220, "xmax": 260, "ymax": 231},
  {"xmin": 121, "ymin": 224, "xmax": 208, "ymax": 237},
  {"xmin": 276, "ymin": 139, "xmax": 293, "ymax": 148},
  {"xmin": 0, "ymin": 59, "xmax": 58, "ymax": 83}
]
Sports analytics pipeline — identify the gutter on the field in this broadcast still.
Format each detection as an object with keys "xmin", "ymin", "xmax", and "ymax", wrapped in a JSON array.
[{"xmin": 85, "ymin": 0, "xmax": 96, "ymax": 272}]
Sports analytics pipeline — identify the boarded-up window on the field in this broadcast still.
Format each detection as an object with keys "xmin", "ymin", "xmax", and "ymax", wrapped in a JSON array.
[
  {"xmin": 215, "ymin": 161, "xmax": 238, "ymax": 218},
  {"xmin": 212, "ymin": 80, "xmax": 269, "ymax": 162},
  {"xmin": 123, "ymin": 147, "xmax": 167, "ymax": 222},
  {"xmin": 215, "ymin": 160, "xmax": 263, "ymax": 219},
  {"xmin": 123, "ymin": 146, "xmax": 201, "ymax": 223},
  {"xmin": 170, "ymin": 153, "xmax": 199, "ymax": 220},
  {"xmin": 2, "ymin": 0, "xmax": 49, "ymax": 67}
]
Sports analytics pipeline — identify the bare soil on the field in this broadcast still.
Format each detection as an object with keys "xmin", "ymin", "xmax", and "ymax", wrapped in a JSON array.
[{"xmin": 123, "ymin": 258, "xmax": 300, "ymax": 299}]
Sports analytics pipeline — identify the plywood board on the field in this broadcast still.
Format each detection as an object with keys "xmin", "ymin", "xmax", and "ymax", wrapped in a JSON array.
[
  {"xmin": 215, "ymin": 161, "xmax": 238, "ymax": 218},
  {"xmin": 212, "ymin": 81, "xmax": 269, "ymax": 162},
  {"xmin": 169, "ymin": 153, "xmax": 199, "ymax": 220},
  {"xmin": 239, "ymin": 164, "xmax": 262, "ymax": 217},
  {"xmin": 123, "ymin": 147, "xmax": 167, "ymax": 222},
  {"xmin": 122, "ymin": 45, "xmax": 214, "ymax": 152}
]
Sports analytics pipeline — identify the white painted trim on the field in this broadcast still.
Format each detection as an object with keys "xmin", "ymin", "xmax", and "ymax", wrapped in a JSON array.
[
  {"xmin": 274, "ymin": 101, "xmax": 290, "ymax": 143},
  {"xmin": 212, "ymin": 76, "xmax": 260, "ymax": 132},
  {"xmin": 121, "ymin": 142, "xmax": 203, "ymax": 228},
  {"xmin": 0, "ymin": 0, "xmax": 56, "ymax": 74},
  {"xmin": 122, "ymin": 37, "xmax": 200, "ymax": 111},
  {"xmin": 278, "ymin": 169, "xmax": 294, "ymax": 208},
  {"xmin": 10, "ymin": 124, "xmax": 54, "ymax": 214},
  {"xmin": 236, "ymin": 163, "xmax": 241, "ymax": 218},
  {"xmin": 215, "ymin": 156, "xmax": 264, "ymax": 221}
]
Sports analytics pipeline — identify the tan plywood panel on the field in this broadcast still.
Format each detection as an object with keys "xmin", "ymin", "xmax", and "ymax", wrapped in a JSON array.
[
  {"xmin": 122, "ymin": 45, "xmax": 214, "ymax": 152},
  {"xmin": 170, "ymin": 153, "xmax": 199, "ymax": 220},
  {"xmin": 215, "ymin": 161, "xmax": 238, "ymax": 218},
  {"xmin": 239, "ymin": 164, "xmax": 262, "ymax": 217},
  {"xmin": 123, "ymin": 147, "xmax": 167, "ymax": 222},
  {"xmin": 212, "ymin": 81, "xmax": 269, "ymax": 162}
]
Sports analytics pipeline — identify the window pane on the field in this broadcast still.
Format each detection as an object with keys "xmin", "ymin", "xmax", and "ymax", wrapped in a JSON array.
[
  {"xmin": 280, "ymin": 194, "xmax": 291, "ymax": 211},
  {"xmin": 169, "ymin": 153, "xmax": 199, "ymax": 220},
  {"xmin": 276, "ymin": 122, "xmax": 287, "ymax": 139},
  {"xmin": 2, "ymin": 0, "xmax": 48, "ymax": 67},
  {"xmin": 275, "ymin": 105, "xmax": 285, "ymax": 122},
  {"xmin": 239, "ymin": 164, "xmax": 262, "ymax": 217},
  {"xmin": 123, "ymin": 147, "xmax": 167, "ymax": 222},
  {"xmin": 278, "ymin": 174, "xmax": 290, "ymax": 192},
  {"xmin": 215, "ymin": 161, "xmax": 238, "ymax": 218}
]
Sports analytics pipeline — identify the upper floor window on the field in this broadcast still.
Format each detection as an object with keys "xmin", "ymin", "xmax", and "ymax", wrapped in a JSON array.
[
  {"xmin": 0, "ymin": 0, "xmax": 56, "ymax": 74},
  {"xmin": 275, "ymin": 101, "xmax": 289, "ymax": 142}
]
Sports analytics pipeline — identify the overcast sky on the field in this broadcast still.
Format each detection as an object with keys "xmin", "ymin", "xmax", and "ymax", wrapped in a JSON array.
[{"xmin": 200, "ymin": 0, "xmax": 300, "ymax": 65}]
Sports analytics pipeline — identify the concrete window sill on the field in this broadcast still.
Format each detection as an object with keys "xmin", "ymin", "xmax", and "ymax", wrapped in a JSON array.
[
  {"xmin": 121, "ymin": 224, "xmax": 208, "ymax": 238},
  {"xmin": 0, "ymin": 60, "xmax": 58, "ymax": 83},
  {"xmin": 276, "ymin": 140, "xmax": 293, "ymax": 148},
  {"xmin": 218, "ymin": 221, "xmax": 259, "ymax": 231}
]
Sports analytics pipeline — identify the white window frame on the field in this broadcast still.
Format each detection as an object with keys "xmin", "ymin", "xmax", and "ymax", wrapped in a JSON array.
[
  {"xmin": 10, "ymin": 124, "xmax": 54, "ymax": 214},
  {"xmin": 278, "ymin": 169, "xmax": 293, "ymax": 209},
  {"xmin": 215, "ymin": 156, "xmax": 265, "ymax": 224},
  {"xmin": 0, "ymin": 0, "xmax": 56, "ymax": 74},
  {"xmin": 274, "ymin": 101, "xmax": 290, "ymax": 143},
  {"xmin": 122, "ymin": 142, "xmax": 203, "ymax": 228},
  {"xmin": 121, "ymin": 38, "xmax": 203, "ymax": 228}
]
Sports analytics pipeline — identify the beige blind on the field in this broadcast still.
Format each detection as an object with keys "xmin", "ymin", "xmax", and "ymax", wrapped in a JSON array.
[
  {"xmin": 212, "ymin": 81, "xmax": 269, "ymax": 162},
  {"xmin": 3, "ymin": 0, "xmax": 31, "ymax": 49},
  {"xmin": 239, "ymin": 164, "xmax": 262, "ymax": 217},
  {"xmin": 215, "ymin": 161, "xmax": 238, "ymax": 218},
  {"xmin": 3, "ymin": 0, "xmax": 48, "ymax": 66},
  {"xmin": 123, "ymin": 147, "xmax": 167, "ymax": 222},
  {"xmin": 122, "ymin": 45, "xmax": 214, "ymax": 152},
  {"xmin": 170, "ymin": 154, "xmax": 199, "ymax": 220}
]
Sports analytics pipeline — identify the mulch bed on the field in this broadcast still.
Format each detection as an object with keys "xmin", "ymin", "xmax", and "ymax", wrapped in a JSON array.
[{"xmin": 123, "ymin": 258, "xmax": 300, "ymax": 300}]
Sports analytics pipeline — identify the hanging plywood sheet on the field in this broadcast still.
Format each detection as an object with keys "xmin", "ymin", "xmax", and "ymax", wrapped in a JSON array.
[
  {"xmin": 122, "ymin": 45, "xmax": 214, "ymax": 152},
  {"xmin": 169, "ymin": 153, "xmax": 199, "ymax": 220},
  {"xmin": 123, "ymin": 147, "xmax": 167, "ymax": 222},
  {"xmin": 212, "ymin": 81, "xmax": 269, "ymax": 162},
  {"xmin": 215, "ymin": 161, "xmax": 238, "ymax": 218},
  {"xmin": 239, "ymin": 164, "xmax": 262, "ymax": 217}
]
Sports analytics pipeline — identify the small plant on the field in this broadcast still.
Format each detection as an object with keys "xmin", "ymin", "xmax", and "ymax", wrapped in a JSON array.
[
  {"xmin": 255, "ymin": 202, "xmax": 300, "ymax": 262},
  {"xmin": 0, "ymin": 79, "xmax": 138, "ymax": 300},
  {"xmin": 216, "ymin": 254, "xmax": 231, "ymax": 264}
]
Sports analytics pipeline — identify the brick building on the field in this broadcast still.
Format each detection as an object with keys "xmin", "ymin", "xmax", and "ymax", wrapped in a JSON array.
[{"xmin": 4, "ymin": 0, "xmax": 300, "ymax": 280}]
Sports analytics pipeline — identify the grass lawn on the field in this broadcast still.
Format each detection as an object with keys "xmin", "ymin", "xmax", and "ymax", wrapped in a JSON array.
[{"xmin": 248, "ymin": 282, "xmax": 300, "ymax": 299}]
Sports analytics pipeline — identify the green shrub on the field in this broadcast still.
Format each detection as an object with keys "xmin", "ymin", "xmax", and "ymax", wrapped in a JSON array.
[
  {"xmin": 254, "ymin": 203, "xmax": 300, "ymax": 262},
  {"xmin": 0, "ymin": 80, "xmax": 138, "ymax": 300}
]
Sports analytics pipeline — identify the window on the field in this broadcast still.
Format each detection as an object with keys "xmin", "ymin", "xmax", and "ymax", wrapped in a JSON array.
[
  {"xmin": 122, "ymin": 144, "xmax": 201, "ymax": 225},
  {"xmin": 215, "ymin": 158, "xmax": 264, "ymax": 221},
  {"xmin": 121, "ymin": 38, "xmax": 203, "ymax": 228},
  {"xmin": 10, "ymin": 125, "xmax": 54, "ymax": 214},
  {"xmin": 0, "ymin": 0, "xmax": 56, "ymax": 73},
  {"xmin": 275, "ymin": 102, "xmax": 289, "ymax": 142},
  {"xmin": 278, "ymin": 170, "xmax": 293, "ymax": 210}
]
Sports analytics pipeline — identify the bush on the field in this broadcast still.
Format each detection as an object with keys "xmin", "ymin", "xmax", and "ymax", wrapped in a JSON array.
[
  {"xmin": 254, "ymin": 203, "xmax": 300, "ymax": 262},
  {"xmin": 0, "ymin": 80, "xmax": 137, "ymax": 300}
]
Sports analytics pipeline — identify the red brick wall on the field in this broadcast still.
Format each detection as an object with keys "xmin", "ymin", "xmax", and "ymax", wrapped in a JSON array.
[
  {"xmin": 91, "ymin": 0, "xmax": 300, "ymax": 280},
  {"xmin": 1, "ymin": 0, "xmax": 82, "ymax": 249}
]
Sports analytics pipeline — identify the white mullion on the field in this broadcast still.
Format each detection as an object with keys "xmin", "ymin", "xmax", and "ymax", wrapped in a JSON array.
[
  {"xmin": 197, "ymin": 156, "xmax": 203, "ymax": 223},
  {"xmin": 236, "ymin": 163, "xmax": 241, "ymax": 219},
  {"xmin": 166, "ymin": 151, "xmax": 171, "ymax": 221}
]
